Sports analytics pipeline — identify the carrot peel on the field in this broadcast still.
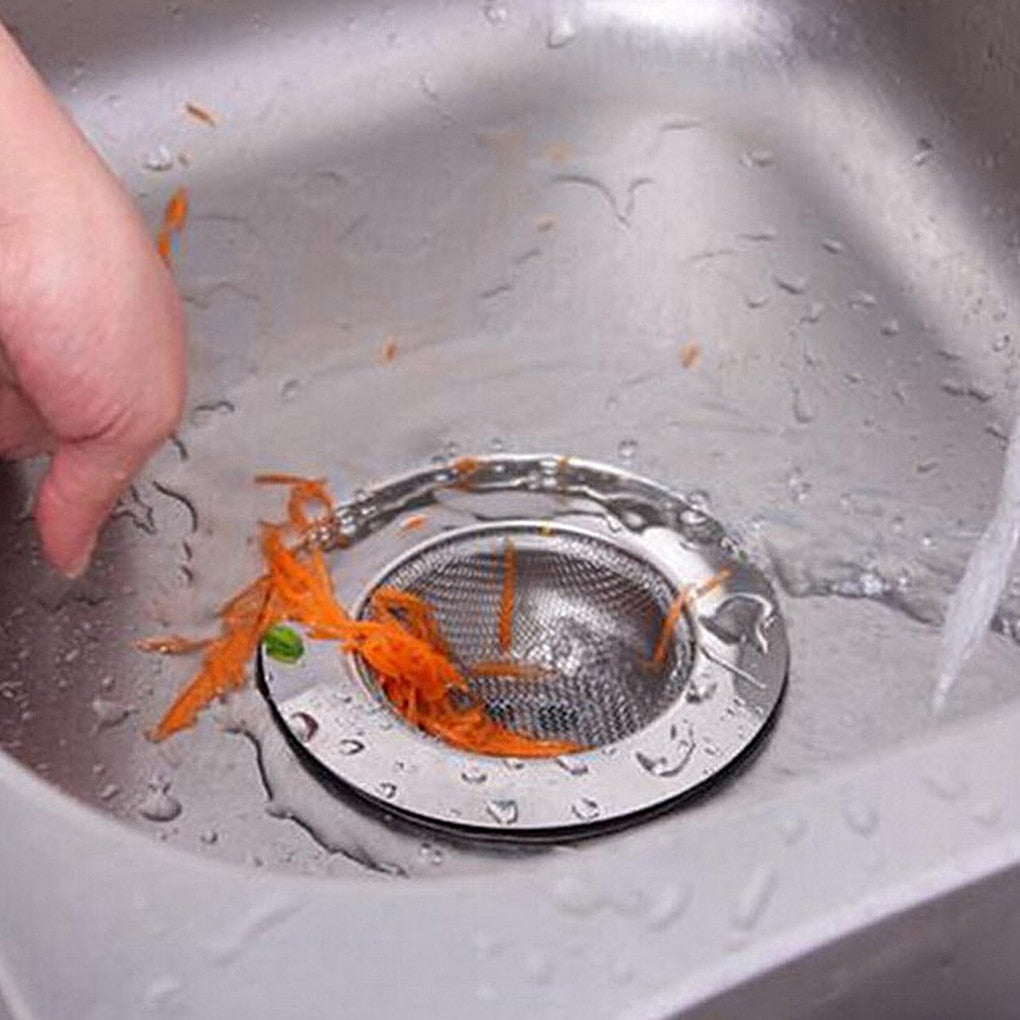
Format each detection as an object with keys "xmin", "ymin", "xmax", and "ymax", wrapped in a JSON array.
[
  {"xmin": 156, "ymin": 186, "xmax": 188, "ymax": 268},
  {"xmin": 648, "ymin": 568, "xmax": 731, "ymax": 668},
  {"xmin": 143, "ymin": 474, "xmax": 579, "ymax": 757}
]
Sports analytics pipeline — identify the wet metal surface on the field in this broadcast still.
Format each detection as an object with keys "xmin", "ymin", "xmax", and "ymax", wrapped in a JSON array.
[{"xmin": 1, "ymin": 0, "xmax": 1020, "ymax": 880}]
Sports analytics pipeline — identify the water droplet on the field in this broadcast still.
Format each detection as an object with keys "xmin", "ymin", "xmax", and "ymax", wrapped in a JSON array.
[
  {"xmin": 621, "ymin": 508, "xmax": 646, "ymax": 530},
  {"xmin": 792, "ymin": 386, "xmax": 816, "ymax": 424},
  {"xmin": 635, "ymin": 727, "xmax": 695, "ymax": 777},
  {"xmin": 912, "ymin": 137, "xmax": 934, "ymax": 165},
  {"xmin": 90, "ymin": 696, "xmax": 135, "ymax": 731},
  {"xmin": 189, "ymin": 399, "xmax": 235, "ymax": 427},
  {"xmin": 200, "ymin": 829, "xmax": 219, "ymax": 845},
  {"xmin": 774, "ymin": 272, "xmax": 808, "ymax": 295},
  {"xmin": 486, "ymin": 798, "xmax": 519, "ymax": 825},
  {"xmin": 418, "ymin": 840, "xmax": 445, "ymax": 865},
  {"xmin": 418, "ymin": 73, "xmax": 440, "ymax": 101},
  {"xmin": 461, "ymin": 764, "xmax": 488, "ymax": 784},
  {"xmin": 142, "ymin": 144, "xmax": 175, "ymax": 171},
  {"xmin": 377, "ymin": 782, "xmax": 398, "ymax": 800},
  {"xmin": 842, "ymin": 798, "xmax": 879, "ymax": 836},
  {"xmin": 731, "ymin": 866, "xmax": 777, "ymax": 931},
  {"xmin": 546, "ymin": 11, "xmax": 576, "ymax": 47},
  {"xmin": 786, "ymin": 467, "xmax": 811, "ymax": 503},
  {"xmin": 741, "ymin": 148, "xmax": 775, "ymax": 167},
  {"xmin": 801, "ymin": 301, "xmax": 826, "ymax": 324},
  {"xmin": 98, "ymin": 782, "xmax": 120, "ymax": 801},
  {"xmin": 986, "ymin": 422, "xmax": 1010, "ymax": 444},
  {"xmin": 570, "ymin": 797, "xmax": 601, "ymax": 821},
  {"xmin": 489, "ymin": 436, "xmax": 506, "ymax": 453},
  {"xmin": 287, "ymin": 712, "xmax": 318, "ymax": 743},
  {"xmin": 481, "ymin": 0, "xmax": 507, "ymax": 24},
  {"xmin": 880, "ymin": 317, "xmax": 901, "ymax": 336},
  {"xmin": 552, "ymin": 873, "xmax": 606, "ymax": 916},
  {"xmin": 685, "ymin": 678, "xmax": 717, "ymax": 703},
  {"xmin": 849, "ymin": 290, "xmax": 877, "ymax": 310},
  {"xmin": 280, "ymin": 378, "xmax": 301, "ymax": 402},
  {"xmin": 821, "ymin": 237, "xmax": 845, "ymax": 254},
  {"xmin": 556, "ymin": 755, "xmax": 589, "ymax": 776},
  {"xmin": 992, "ymin": 334, "xmax": 1011, "ymax": 352},
  {"xmin": 144, "ymin": 976, "xmax": 182, "ymax": 1009},
  {"xmin": 501, "ymin": 757, "xmax": 525, "ymax": 771},
  {"xmin": 338, "ymin": 738, "xmax": 365, "ymax": 755},
  {"xmin": 617, "ymin": 438, "xmax": 638, "ymax": 462},
  {"xmin": 138, "ymin": 780, "xmax": 182, "ymax": 822},
  {"xmin": 646, "ymin": 883, "xmax": 691, "ymax": 930},
  {"xmin": 744, "ymin": 291, "xmax": 770, "ymax": 309}
]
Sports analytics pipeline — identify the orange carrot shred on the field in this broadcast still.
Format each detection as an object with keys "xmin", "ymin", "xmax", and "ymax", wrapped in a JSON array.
[
  {"xmin": 680, "ymin": 341, "xmax": 701, "ymax": 369},
  {"xmin": 156, "ymin": 186, "xmax": 188, "ymax": 267},
  {"xmin": 381, "ymin": 336, "xmax": 397, "ymax": 362},
  {"xmin": 164, "ymin": 188, "xmax": 188, "ymax": 230},
  {"xmin": 184, "ymin": 101, "xmax": 217, "ymax": 126},
  {"xmin": 649, "ymin": 568, "xmax": 731, "ymax": 668},
  {"xmin": 450, "ymin": 456, "xmax": 481, "ymax": 489},
  {"xmin": 498, "ymin": 538, "xmax": 516, "ymax": 653},
  {"xmin": 469, "ymin": 660, "xmax": 551, "ymax": 680},
  {"xmin": 135, "ymin": 634, "xmax": 212, "ymax": 655},
  {"xmin": 399, "ymin": 513, "xmax": 427, "ymax": 532},
  {"xmin": 143, "ymin": 475, "xmax": 579, "ymax": 757},
  {"xmin": 255, "ymin": 472, "xmax": 326, "ymax": 487}
]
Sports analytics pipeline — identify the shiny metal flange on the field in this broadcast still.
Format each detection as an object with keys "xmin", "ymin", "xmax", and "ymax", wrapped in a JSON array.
[{"xmin": 258, "ymin": 454, "xmax": 788, "ymax": 840}]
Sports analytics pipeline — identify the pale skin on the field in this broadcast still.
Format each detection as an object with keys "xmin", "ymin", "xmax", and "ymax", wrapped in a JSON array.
[{"xmin": 0, "ymin": 24, "xmax": 186, "ymax": 576}]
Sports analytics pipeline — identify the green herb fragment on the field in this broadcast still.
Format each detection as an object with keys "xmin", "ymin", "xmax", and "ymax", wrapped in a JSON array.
[{"xmin": 263, "ymin": 624, "xmax": 305, "ymax": 664}]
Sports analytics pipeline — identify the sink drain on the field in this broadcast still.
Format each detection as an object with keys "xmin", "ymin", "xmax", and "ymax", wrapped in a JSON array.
[{"xmin": 258, "ymin": 454, "xmax": 788, "ymax": 839}]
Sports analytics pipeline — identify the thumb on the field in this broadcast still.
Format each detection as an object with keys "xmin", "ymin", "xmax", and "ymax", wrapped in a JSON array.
[{"xmin": 34, "ymin": 438, "xmax": 142, "ymax": 577}]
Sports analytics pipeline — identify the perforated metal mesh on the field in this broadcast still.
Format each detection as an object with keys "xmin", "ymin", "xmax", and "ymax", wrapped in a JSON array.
[{"xmin": 359, "ymin": 526, "xmax": 692, "ymax": 748}]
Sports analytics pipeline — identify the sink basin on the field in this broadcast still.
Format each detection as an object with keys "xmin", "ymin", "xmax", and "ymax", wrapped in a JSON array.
[{"xmin": 5, "ymin": 0, "xmax": 1020, "ymax": 1015}]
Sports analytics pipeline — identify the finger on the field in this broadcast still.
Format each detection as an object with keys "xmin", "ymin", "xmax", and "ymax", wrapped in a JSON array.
[
  {"xmin": 34, "ymin": 434, "xmax": 154, "ymax": 577},
  {"xmin": 0, "ymin": 382, "xmax": 51, "ymax": 458}
]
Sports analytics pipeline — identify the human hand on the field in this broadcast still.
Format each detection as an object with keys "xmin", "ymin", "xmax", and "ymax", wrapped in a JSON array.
[{"xmin": 0, "ymin": 24, "xmax": 186, "ymax": 576}]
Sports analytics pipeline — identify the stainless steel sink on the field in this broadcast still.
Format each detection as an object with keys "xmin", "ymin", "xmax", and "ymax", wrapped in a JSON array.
[{"xmin": 5, "ymin": 0, "xmax": 1020, "ymax": 1016}]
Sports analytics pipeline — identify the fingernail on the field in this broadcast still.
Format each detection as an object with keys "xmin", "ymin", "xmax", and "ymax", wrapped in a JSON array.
[{"xmin": 63, "ymin": 534, "xmax": 97, "ymax": 579}]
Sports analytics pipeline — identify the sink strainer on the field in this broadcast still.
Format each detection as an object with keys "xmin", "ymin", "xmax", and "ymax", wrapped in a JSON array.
[
  {"xmin": 363, "ymin": 524, "xmax": 690, "ymax": 749},
  {"xmin": 258, "ymin": 455, "xmax": 788, "ymax": 840}
]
